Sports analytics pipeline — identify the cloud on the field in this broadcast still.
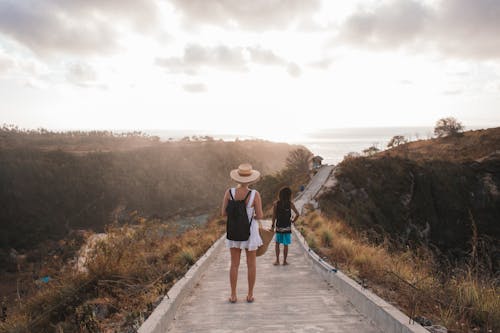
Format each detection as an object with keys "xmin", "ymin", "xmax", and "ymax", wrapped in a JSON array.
[
  {"xmin": 337, "ymin": 0, "xmax": 500, "ymax": 59},
  {"xmin": 156, "ymin": 44, "xmax": 300, "ymax": 76},
  {"xmin": 247, "ymin": 47, "xmax": 286, "ymax": 66},
  {"xmin": 339, "ymin": 0, "xmax": 431, "ymax": 48},
  {"xmin": 308, "ymin": 57, "xmax": 334, "ymax": 70},
  {"xmin": 183, "ymin": 83, "xmax": 207, "ymax": 93},
  {"xmin": 169, "ymin": 0, "xmax": 321, "ymax": 30},
  {"xmin": 155, "ymin": 44, "xmax": 248, "ymax": 74},
  {"xmin": 66, "ymin": 62, "xmax": 98, "ymax": 87},
  {"xmin": 435, "ymin": 0, "xmax": 500, "ymax": 59},
  {"xmin": 0, "ymin": 0, "xmax": 159, "ymax": 56},
  {"xmin": 287, "ymin": 63, "xmax": 302, "ymax": 77},
  {"xmin": 0, "ymin": 52, "xmax": 15, "ymax": 74}
]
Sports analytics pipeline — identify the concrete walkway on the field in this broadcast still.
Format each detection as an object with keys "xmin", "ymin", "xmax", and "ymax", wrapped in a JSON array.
[
  {"xmin": 166, "ymin": 165, "xmax": 381, "ymax": 333},
  {"xmin": 166, "ymin": 226, "xmax": 381, "ymax": 333},
  {"xmin": 295, "ymin": 165, "xmax": 335, "ymax": 214}
]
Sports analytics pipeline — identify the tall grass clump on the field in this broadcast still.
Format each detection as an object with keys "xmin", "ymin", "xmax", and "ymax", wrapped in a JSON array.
[
  {"xmin": 298, "ymin": 211, "xmax": 499, "ymax": 332},
  {"xmin": 319, "ymin": 227, "xmax": 333, "ymax": 247},
  {"xmin": 175, "ymin": 248, "xmax": 196, "ymax": 266},
  {"xmin": 0, "ymin": 215, "xmax": 225, "ymax": 332}
]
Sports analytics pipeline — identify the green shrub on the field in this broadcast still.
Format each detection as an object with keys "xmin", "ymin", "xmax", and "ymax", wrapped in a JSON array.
[
  {"xmin": 306, "ymin": 235, "xmax": 318, "ymax": 250},
  {"xmin": 175, "ymin": 248, "xmax": 195, "ymax": 266},
  {"xmin": 320, "ymin": 228, "xmax": 333, "ymax": 247}
]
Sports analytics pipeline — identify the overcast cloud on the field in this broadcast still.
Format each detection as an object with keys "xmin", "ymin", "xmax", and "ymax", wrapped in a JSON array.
[
  {"xmin": 182, "ymin": 83, "xmax": 207, "ymax": 93},
  {"xmin": 156, "ymin": 44, "xmax": 300, "ymax": 76},
  {"xmin": 0, "ymin": 0, "xmax": 159, "ymax": 56},
  {"xmin": 0, "ymin": 52, "xmax": 14, "ymax": 74},
  {"xmin": 169, "ymin": 0, "xmax": 320, "ymax": 31},
  {"xmin": 66, "ymin": 62, "xmax": 98, "ymax": 87},
  {"xmin": 0, "ymin": 0, "xmax": 499, "ymax": 130},
  {"xmin": 338, "ymin": 0, "xmax": 500, "ymax": 59}
]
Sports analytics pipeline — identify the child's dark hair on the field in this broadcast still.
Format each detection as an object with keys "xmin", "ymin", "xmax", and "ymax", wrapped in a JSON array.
[{"xmin": 278, "ymin": 187, "xmax": 292, "ymax": 208}]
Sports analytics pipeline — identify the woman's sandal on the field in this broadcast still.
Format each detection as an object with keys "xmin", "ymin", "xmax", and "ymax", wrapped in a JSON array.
[
  {"xmin": 246, "ymin": 296, "xmax": 255, "ymax": 303},
  {"xmin": 229, "ymin": 296, "xmax": 237, "ymax": 303}
]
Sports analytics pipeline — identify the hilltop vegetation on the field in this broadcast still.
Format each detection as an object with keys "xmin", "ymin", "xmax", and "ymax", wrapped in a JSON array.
[
  {"xmin": 319, "ymin": 127, "xmax": 500, "ymax": 268},
  {"xmin": 381, "ymin": 126, "xmax": 500, "ymax": 162},
  {"xmin": 0, "ymin": 127, "xmax": 303, "ymax": 253}
]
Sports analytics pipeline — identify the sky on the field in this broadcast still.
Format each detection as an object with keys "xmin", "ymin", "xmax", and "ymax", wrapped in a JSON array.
[{"xmin": 0, "ymin": 0, "xmax": 500, "ymax": 138}]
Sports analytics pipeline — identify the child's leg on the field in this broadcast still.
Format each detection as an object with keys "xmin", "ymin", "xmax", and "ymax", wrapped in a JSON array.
[
  {"xmin": 274, "ymin": 242, "xmax": 280, "ymax": 265},
  {"xmin": 283, "ymin": 245, "xmax": 289, "ymax": 265},
  {"xmin": 229, "ymin": 248, "xmax": 241, "ymax": 301}
]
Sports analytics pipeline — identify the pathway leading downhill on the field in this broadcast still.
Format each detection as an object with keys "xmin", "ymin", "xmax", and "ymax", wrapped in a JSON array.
[{"xmin": 166, "ymin": 166, "xmax": 381, "ymax": 333}]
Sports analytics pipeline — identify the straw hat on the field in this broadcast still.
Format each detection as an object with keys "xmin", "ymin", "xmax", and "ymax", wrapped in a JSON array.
[{"xmin": 230, "ymin": 163, "xmax": 261, "ymax": 184}]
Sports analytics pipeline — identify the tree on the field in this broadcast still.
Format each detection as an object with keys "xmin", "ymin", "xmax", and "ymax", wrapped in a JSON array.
[
  {"xmin": 363, "ymin": 146, "xmax": 380, "ymax": 156},
  {"xmin": 387, "ymin": 135, "xmax": 407, "ymax": 148},
  {"xmin": 434, "ymin": 117, "xmax": 464, "ymax": 137},
  {"xmin": 286, "ymin": 148, "xmax": 312, "ymax": 176},
  {"xmin": 343, "ymin": 152, "xmax": 360, "ymax": 161}
]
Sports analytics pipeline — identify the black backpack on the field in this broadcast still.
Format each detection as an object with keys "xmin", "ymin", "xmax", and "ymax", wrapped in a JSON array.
[
  {"xmin": 276, "ymin": 201, "xmax": 292, "ymax": 234},
  {"xmin": 226, "ymin": 189, "xmax": 253, "ymax": 241}
]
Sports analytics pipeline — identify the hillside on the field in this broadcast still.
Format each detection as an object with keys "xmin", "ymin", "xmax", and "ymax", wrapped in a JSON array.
[
  {"xmin": 318, "ymin": 127, "xmax": 500, "ymax": 270},
  {"xmin": 0, "ymin": 128, "xmax": 304, "ymax": 253},
  {"xmin": 381, "ymin": 127, "xmax": 500, "ymax": 162}
]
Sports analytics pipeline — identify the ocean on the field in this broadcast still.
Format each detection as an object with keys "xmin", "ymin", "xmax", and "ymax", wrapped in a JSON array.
[
  {"xmin": 147, "ymin": 127, "xmax": 437, "ymax": 165},
  {"xmin": 290, "ymin": 127, "xmax": 436, "ymax": 165}
]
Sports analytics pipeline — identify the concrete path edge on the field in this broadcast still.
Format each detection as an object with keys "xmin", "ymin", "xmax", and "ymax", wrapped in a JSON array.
[
  {"xmin": 138, "ymin": 234, "xmax": 226, "ymax": 333},
  {"xmin": 292, "ymin": 226, "xmax": 429, "ymax": 333}
]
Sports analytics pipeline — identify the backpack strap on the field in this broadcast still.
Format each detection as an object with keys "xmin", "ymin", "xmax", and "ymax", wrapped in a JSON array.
[
  {"xmin": 229, "ymin": 188, "xmax": 252, "ymax": 202},
  {"xmin": 247, "ymin": 190, "xmax": 256, "ymax": 208},
  {"xmin": 243, "ymin": 189, "xmax": 252, "ymax": 202},
  {"xmin": 229, "ymin": 188, "xmax": 236, "ymax": 201}
]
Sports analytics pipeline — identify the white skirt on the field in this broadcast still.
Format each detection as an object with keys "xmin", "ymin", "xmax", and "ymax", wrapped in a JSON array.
[{"xmin": 225, "ymin": 219, "xmax": 263, "ymax": 251}]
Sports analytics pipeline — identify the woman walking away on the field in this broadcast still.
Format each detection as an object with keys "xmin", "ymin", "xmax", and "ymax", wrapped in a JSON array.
[
  {"xmin": 221, "ymin": 163, "xmax": 264, "ymax": 303},
  {"xmin": 272, "ymin": 187, "xmax": 299, "ymax": 265}
]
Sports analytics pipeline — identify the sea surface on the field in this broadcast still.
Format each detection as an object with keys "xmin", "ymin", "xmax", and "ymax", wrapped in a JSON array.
[
  {"xmin": 147, "ymin": 127, "xmax": 438, "ymax": 165},
  {"xmin": 289, "ymin": 127, "xmax": 436, "ymax": 165}
]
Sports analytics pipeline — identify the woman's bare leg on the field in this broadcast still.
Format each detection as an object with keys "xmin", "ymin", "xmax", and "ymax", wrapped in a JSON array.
[
  {"xmin": 246, "ymin": 249, "xmax": 257, "ymax": 301},
  {"xmin": 283, "ymin": 245, "xmax": 289, "ymax": 265},
  {"xmin": 274, "ymin": 242, "xmax": 280, "ymax": 265},
  {"xmin": 229, "ymin": 248, "xmax": 241, "ymax": 301}
]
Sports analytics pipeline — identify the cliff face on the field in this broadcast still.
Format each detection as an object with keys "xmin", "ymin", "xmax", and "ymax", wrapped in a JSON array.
[{"xmin": 319, "ymin": 128, "xmax": 500, "ymax": 269}]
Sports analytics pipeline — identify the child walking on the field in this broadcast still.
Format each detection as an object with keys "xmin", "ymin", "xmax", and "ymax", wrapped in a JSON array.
[{"xmin": 271, "ymin": 187, "xmax": 299, "ymax": 265}]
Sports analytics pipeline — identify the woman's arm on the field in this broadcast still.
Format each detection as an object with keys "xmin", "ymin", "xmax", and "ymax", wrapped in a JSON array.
[
  {"xmin": 291, "ymin": 202, "xmax": 300, "ymax": 223},
  {"xmin": 221, "ymin": 189, "xmax": 229, "ymax": 217},
  {"xmin": 253, "ymin": 191, "xmax": 264, "ymax": 220}
]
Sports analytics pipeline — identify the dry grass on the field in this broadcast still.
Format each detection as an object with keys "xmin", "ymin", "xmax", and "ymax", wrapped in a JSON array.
[
  {"xmin": 299, "ymin": 212, "xmax": 500, "ymax": 332},
  {"xmin": 380, "ymin": 127, "xmax": 500, "ymax": 162},
  {"xmin": 0, "ymin": 216, "xmax": 225, "ymax": 332}
]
